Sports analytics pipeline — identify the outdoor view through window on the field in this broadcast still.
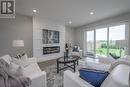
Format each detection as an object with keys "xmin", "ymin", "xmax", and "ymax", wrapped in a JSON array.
[{"xmin": 86, "ymin": 24, "xmax": 126, "ymax": 58}]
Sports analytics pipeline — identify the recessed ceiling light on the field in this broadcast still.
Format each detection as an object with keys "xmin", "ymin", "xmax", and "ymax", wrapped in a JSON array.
[
  {"xmin": 68, "ymin": 21, "xmax": 72, "ymax": 24},
  {"xmin": 90, "ymin": 12, "xmax": 94, "ymax": 15},
  {"xmin": 33, "ymin": 9, "xmax": 37, "ymax": 13}
]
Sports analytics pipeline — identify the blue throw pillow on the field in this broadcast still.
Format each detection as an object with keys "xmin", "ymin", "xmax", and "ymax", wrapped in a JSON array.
[{"xmin": 79, "ymin": 68, "xmax": 109, "ymax": 87}]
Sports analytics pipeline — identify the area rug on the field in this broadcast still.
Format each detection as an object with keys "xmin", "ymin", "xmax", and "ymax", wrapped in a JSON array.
[
  {"xmin": 41, "ymin": 64, "xmax": 79, "ymax": 87},
  {"xmin": 41, "ymin": 64, "xmax": 63, "ymax": 87}
]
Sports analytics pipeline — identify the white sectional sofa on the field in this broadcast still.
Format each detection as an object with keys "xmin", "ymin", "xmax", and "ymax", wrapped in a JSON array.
[
  {"xmin": 0, "ymin": 55, "xmax": 47, "ymax": 87},
  {"xmin": 78, "ymin": 57, "xmax": 116, "ymax": 71},
  {"xmin": 64, "ymin": 64, "xmax": 130, "ymax": 87}
]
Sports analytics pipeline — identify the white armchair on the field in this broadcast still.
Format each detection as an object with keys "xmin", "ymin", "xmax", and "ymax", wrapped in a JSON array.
[
  {"xmin": 71, "ymin": 50, "xmax": 83, "ymax": 58},
  {"xmin": 24, "ymin": 63, "xmax": 47, "ymax": 87},
  {"xmin": 0, "ymin": 55, "xmax": 47, "ymax": 87},
  {"xmin": 70, "ymin": 46, "xmax": 83, "ymax": 58},
  {"xmin": 23, "ymin": 58, "xmax": 47, "ymax": 87}
]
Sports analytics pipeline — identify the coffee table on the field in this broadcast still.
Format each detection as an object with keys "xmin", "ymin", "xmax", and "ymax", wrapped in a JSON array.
[{"xmin": 57, "ymin": 56, "xmax": 79, "ymax": 73}]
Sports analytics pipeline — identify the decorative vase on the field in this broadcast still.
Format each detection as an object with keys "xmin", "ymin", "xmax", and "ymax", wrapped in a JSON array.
[{"xmin": 65, "ymin": 43, "xmax": 69, "ymax": 58}]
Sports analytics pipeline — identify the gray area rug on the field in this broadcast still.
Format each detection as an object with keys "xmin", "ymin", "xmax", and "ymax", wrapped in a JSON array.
[
  {"xmin": 41, "ymin": 64, "xmax": 63, "ymax": 87},
  {"xmin": 41, "ymin": 64, "xmax": 79, "ymax": 87}
]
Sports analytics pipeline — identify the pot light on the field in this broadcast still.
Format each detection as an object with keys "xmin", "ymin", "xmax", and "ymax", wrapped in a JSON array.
[
  {"xmin": 33, "ymin": 9, "xmax": 37, "ymax": 13},
  {"xmin": 90, "ymin": 12, "xmax": 94, "ymax": 15}
]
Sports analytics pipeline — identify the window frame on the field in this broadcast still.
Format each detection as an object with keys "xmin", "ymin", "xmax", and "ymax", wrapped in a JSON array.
[{"xmin": 84, "ymin": 21, "xmax": 129, "ymax": 58}]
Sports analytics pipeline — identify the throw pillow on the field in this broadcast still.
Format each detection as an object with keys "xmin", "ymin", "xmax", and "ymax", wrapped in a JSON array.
[
  {"xmin": 109, "ymin": 53, "xmax": 120, "ymax": 59},
  {"xmin": 0, "ymin": 58, "xmax": 10, "ymax": 69},
  {"xmin": 21, "ymin": 53, "xmax": 28, "ymax": 61},
  {"xmin": 12, "ymin": 57, "xmax": 29, "ymax": 67},
  {"xmin": 9, "ymin": 62, "xmax": 24, "ymax": 77},
  {"xmin": 79, "ymin": 68, "xmax": 109, "ymax": 87}
]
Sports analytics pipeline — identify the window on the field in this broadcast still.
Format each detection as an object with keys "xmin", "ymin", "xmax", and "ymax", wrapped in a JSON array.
[
  {"xmin": 109, "ymin": 24, "xmax": 126, "ymax": 57},
  {"xmin": 85, "ymin": 23, "xmax": 128, "ymax": 58},
  {"xmin": 96, "ymin": 28, "xmax": 107, "ymax": 57}
]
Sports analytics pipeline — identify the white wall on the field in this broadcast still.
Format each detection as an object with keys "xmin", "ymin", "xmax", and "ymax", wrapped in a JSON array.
[
  {"xmin": 33, "ymin": 16, "xmax": 65, "ymax": 62},
  {"xmin": 75, "ymin": 13, "xmax": 130, "ymax": 56},
  {"xmin": 0, "ymin": 14, "xmax": 33, "ymax": 57},
  {"xmin": 65, "ymin": 27, "xmax": 75, "ymax": 46}
]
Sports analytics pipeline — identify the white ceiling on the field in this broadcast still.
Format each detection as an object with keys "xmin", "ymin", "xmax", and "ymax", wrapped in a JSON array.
[{"xmin": 16, "ymin": 0, "xmax": 130, "ymax": 28}]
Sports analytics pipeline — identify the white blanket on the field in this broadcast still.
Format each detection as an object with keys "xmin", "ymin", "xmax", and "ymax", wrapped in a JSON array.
[{"xmin": 0, "ymin": 59, "xmax": 31, "ymax": 87}]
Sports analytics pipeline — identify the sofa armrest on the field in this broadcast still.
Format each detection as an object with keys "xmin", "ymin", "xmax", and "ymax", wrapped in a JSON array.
[
  {"xmin": 101, "ymin": 64, "xmax": 130, "ymax": 87},
  {"xmin": 29, "ymin": 71, "xmax": 46, "ymax": 87},
  {"xmin": 64, "ymin": 70, "xmax": 94, "ymax": 87}
]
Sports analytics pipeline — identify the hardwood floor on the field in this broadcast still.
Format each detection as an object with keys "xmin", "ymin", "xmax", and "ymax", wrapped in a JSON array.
[{"xmin": 38, "ymin": 59, "xmax": 57, "ymax": 69}]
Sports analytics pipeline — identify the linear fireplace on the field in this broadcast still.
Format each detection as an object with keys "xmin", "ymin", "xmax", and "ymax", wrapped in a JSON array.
[{"xmin": 43, "ymin": 46, "xmax": 60, "ymax": 54}]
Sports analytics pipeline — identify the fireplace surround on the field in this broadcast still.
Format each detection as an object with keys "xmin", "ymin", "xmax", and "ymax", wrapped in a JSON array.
[{"xmin": 43, "ymin": 46, "xmax": 60, "ymax": 54}]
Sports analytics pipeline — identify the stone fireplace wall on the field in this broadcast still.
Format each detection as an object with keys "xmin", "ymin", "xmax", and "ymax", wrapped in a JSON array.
[{"xmin": 33, "ymin": 16, "xmax": 65, "ymax": 62}]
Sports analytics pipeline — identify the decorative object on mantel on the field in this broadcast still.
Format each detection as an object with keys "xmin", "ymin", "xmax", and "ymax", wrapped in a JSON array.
[
  {"xmin": 65, "ymin": 43, "xmax": 69, "ymax": 58},
  {"xmin": 12, "ymin": 40, "xmax": 25, "ymax": 59},
  {"xmin": 43, "ymin": 29, "xmax": 59, "ymax": 44}
]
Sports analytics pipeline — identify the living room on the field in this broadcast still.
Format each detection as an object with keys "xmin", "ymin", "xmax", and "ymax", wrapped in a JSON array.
[{"xmin": 0, "ymin": 0, "xmax": 130, "ymax": 87}]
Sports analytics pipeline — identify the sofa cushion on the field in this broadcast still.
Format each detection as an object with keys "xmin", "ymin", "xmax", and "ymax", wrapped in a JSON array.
[
  {"xmin": 79, "ymin": 68, "xmax": 109, "ymax": 87},
  {"xmin": 99, "ymin": 57, "xmax": 115, "ymax": 64},
  {"xmin": 0, "ymin": 55, "xmax": 12, "ymax": 64},
  {"xmin": 79, "ymin": 60, "xmax": 111, "ymax": 72}
]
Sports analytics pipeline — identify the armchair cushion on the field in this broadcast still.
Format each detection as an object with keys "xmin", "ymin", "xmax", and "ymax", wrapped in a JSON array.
[{"xmin": 79, "ymin": 68, "xmax": 109, "ymax": 87}]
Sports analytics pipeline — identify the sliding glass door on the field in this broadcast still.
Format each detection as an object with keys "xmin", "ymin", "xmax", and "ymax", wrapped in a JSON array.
[
  {"xmin": 96, "ymin": 28, "xmax": 107, "ymax": 57},
  {"xmin": 86, "ymin": 30, "xmax": 95, "ymax": 58},
  {"xmin": 85, "ymin": 23, "xmax": 128, "ymax": 58},
  {"xmin": 109, "ymin": 24, "xmax": 126, "ymax": 57}
]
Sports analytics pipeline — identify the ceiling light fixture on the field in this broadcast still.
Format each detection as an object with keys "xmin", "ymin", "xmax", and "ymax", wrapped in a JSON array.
[
  {"xmin": 33, "ymin": 9, "xmax": 37, "ymax": 13},
  {"xmin": 90, "ymin": 12, "xmax": 94, "ymax": 15}
]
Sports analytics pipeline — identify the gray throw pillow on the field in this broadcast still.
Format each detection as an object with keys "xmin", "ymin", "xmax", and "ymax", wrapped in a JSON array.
[{"xmin": 9, "ymin": 63, "xmax": 24, "ymax": 77}]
